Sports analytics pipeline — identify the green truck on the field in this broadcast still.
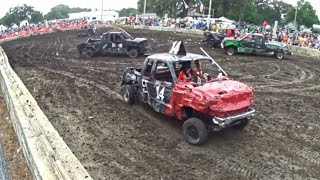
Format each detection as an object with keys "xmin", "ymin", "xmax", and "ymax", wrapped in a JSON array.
[{"xmin": 221, "ymin": 33, "xmax": 292, "ymax": 59}]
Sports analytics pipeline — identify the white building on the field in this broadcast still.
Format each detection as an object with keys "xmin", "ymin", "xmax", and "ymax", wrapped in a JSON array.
[
  {"xmin": 68, "ymin": 10, "xmax": 119, "ymax": 22},
  {"xmin": 0, "ymin": 25, "xmax": 7, "ymax": 31}
]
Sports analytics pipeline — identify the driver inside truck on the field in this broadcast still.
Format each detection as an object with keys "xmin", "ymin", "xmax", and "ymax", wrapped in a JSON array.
[
  {"xmin": 177, "ymin": 61, "xmax": 194, "ymax": 82},
  {"xmin": 178, "ymin": 60, "xmax": 208, "ymax": 83},
  {"xmin": 193, "ymin": 60, "xmax": 210, "ymax": 82},
  {"xmin": 194, "ymin": 60, "xmax": 203, "ymax": 77}
]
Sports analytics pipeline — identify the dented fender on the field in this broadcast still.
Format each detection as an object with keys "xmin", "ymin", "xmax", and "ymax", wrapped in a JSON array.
[{"xmin": 163, "ymin": 79, "xmax": 254, "ymax": 120}]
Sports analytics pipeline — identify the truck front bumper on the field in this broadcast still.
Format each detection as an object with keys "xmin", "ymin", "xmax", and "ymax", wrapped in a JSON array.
[
  {"xmin": 221, "ymin": 43, "xmax": 224, "ymax": 49},
  {"xmin": 285, "ymin": 50, "xmax": 293, "ymax": 55},
  {"xmin": 212, "ymin": 108, "xmax": 255, "ymax": 127},
  {"xmin": 144, "ymin": 46, "xmax": 152, "ymax": 56}
]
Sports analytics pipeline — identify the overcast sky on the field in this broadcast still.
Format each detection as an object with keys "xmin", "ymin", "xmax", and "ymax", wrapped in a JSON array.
[
  {"xmin": 0, "ymin": 0, "xmax": 138, "ymax": 17},
  {"xmin": 0, "ymin": 0, "xmax": 319, "ymax": 19}
]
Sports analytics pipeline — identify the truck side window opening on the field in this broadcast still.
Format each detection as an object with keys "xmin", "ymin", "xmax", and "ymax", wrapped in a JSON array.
[
  {"xmin": 109, "ymin": 34, "xmax": 114, "ymax": 42},
  {"xmin": 144, "ymin": 59, "xmax": 153, "ymax": 77},
  {"xmin": 155, "ymin": 61, "xmax": 173, "ymax": 83},
  {"xmin": 156, "ymin": 62, "xmax": 169, "ymax": 73},
  {"xmin": 114, "ymin": 34, "xmax": 121, "ymax": 42}
]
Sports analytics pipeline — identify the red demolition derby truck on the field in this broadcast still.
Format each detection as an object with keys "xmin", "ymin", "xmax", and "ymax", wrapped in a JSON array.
[{"xmin": 121, "ymin": 41, "xmax": 255, "ymax": 145}]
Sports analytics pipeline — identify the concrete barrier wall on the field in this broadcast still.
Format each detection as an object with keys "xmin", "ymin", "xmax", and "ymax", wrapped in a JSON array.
[
  {"xmin": 288, "ymin": 45, "xmax": 320, "ymax": 58},
  {"xmin": 0, "ymin": 31, "xmax": 92, "ymax": 179},
  {"xmin": 128, "ymin": 25, "xmax": 204, "ymax": 35}
]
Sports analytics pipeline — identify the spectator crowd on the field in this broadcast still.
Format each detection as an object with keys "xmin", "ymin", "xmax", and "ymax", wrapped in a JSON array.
[
  {"xmin": 1, "ymin": 16, "xmax": 319, "ymax": 51},
  {"xmin": 115, "ymin": 16, "xmax": 320, "ymax": 51},
  {"xmin": 0, "ymin": 19, "xmax": 88, "ymax": 39}
]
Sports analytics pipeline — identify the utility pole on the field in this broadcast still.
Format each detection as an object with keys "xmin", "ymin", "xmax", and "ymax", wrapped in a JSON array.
[
  {"xmin": 143, "ymin": 0, "xmax": 147, "ymax": 26},
  {"xmin": 212, "ymin": 9, "xmax": 214, "ymax": 20},
  {"xmin": 101, "ymin": 0, "xmax": 103, "ymax": 22},
  {"xmin": 207, "ymin": 0, "xmax": 212, "ymax": 29},
  {"xmin": 294, "ymin": 6, "xmax": 298, "ymax": 28}
]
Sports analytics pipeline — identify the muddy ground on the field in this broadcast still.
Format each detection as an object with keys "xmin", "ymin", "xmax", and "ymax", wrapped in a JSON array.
[{"xmin": 2, "ymin": 28, "xmax": 320, "ymax": 179}]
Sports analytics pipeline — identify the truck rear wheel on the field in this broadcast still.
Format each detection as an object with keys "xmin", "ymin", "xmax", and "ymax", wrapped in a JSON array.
[
  {"xmin": 128, "ymin": 49, "xmax": 139, "ymax": 59},
  {"xmin": 182, "ymin": 117, "xmax": 208, "ymax": 145},
  {"xmin": 123, "ymin": 85, "xmax": 134, "ymax": 105}
]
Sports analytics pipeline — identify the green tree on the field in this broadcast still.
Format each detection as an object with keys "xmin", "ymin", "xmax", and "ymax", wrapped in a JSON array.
[
  {"xmin": 285, "ymin": 0, "xmax": 319, "ymax": 28},
  {"xmin": 238, "ymin": 0, "xmax": 259, "ymax": 23},
  {"xmin": 138, "ymin": 0, "xmax": 177, "ymax": 17},
  {"xmin": 0, "ymin": 4, "xmax": 36, "ymax": 26},
  {"xmin": 254, "ymin": 0, "xmax": 292, "ymax": 25},
  {"xmin": 30, "ymin": 11, "xmax": 44, "ymax": 23},
  {"xmin": 69, "ymin": 7, "xmax": 91, "ymax": 13},
  {"xmin": 134, "ymin": 0, "xmax": 293, "ymax": 25},
  {"xmin": 119, "ymin": 8, "xmax": 139, "ymax": 17},
  {"xmin": 44, "ymin": 4, "xmax": 70, "ymax": 20}
]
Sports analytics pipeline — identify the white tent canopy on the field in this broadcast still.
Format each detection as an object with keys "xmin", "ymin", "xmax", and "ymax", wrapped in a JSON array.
[
  {"xmin": 313, "ymin": 24, "xmax": 320, "ymax": 30},
  {"xmin": 216, "ymin": 16, "xmax": 235, "ymax": 23},
  {"xmin": 0, "ymin": 25, "xmax": 7, "ymax": 31}
]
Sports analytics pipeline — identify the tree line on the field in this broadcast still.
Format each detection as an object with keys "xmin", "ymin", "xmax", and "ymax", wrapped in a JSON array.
[
  {"xmin": 0, "ymin": 4, "xmax": 91, "ymax": 27},
  {"xmin": 1, "ymin": 0, "xmax": 319, "ymax": 28},
  {"xmin": 136, "ymin": 0, "xmax": 319, "ymax": 27}
]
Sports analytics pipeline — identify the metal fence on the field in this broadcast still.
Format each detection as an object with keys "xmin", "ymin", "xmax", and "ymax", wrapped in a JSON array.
[{"xmin": 0, "ymin": 138, "xmax": 9, "ymax": 180}]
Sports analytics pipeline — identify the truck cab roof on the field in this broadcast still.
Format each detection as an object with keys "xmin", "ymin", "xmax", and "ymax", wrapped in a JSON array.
[{"xmin": 147, "ymin": 52, "xmax": 210, "ymax": 63}]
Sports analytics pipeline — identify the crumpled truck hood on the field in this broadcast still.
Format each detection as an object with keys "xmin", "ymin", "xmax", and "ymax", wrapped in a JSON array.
[
  {"xmin": 198, "ymin": 80, "xmax": 253, "ymax": 114},
  {"xmin": 176, "ymin": 79, "xmax": 253, "ymax": 116}
]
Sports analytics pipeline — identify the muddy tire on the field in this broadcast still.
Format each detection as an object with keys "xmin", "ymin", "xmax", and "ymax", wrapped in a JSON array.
[
  {"xmin": 275, "ymin": 51, "xmax": 284, "ymax": 60},
  {"xmin": 81, "ymin": 49, "xmax": 94, "ymax": 59},
  {"xmin": 207, "ymin": 41, "xmax": 215, "ymax": 48},
  {"xmin": 227, "ymin": 47, "xmax": 236, "ymax": 56},
  {"xmin": 182, "ymin": 117, "xmax": 208, "ymax": 145},
  {"xmin": 128, "ymin": 49, "xmax": 139, "ymax": 59},
  {"xmin": 233, "ymin": 118, "xmax": 250, "ymax": 129},
  {"xmin": 123, "ymin": 85, "xmax": 134, "ymax": 105}
]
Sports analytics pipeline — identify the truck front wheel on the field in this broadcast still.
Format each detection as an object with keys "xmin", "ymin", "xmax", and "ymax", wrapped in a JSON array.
[
  {"xmin": 275, "ymin": 51, "xmax": 284, "ymax": 60},
  {"xmin": 182, "ymin": 117, "xmax": 208, "ymax": 145},
  {"xmin": 227, "ymin": 47, "xmax": 236, "ymax": 56},
  {"xmin": 123, "ymin": 85, "xmax": 134, "ymax": 105},
  {"xmin": 81, "ymin": 49, "xmax": 94, "ymax": 59}
]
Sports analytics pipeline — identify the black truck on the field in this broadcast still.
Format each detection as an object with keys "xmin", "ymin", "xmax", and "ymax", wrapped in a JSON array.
[
  {"xmin": 77, "ymin": 28, "xmax": 150, "ymax": 59},
  {"xmin": 202, "ymin": 31, "xmax": 225, "ymax": 48}
]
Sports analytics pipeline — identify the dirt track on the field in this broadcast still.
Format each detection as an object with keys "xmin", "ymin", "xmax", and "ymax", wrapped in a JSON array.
[{"xmin": 2, "ymin": 28, "xmax": 320, "ymax": 179}]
